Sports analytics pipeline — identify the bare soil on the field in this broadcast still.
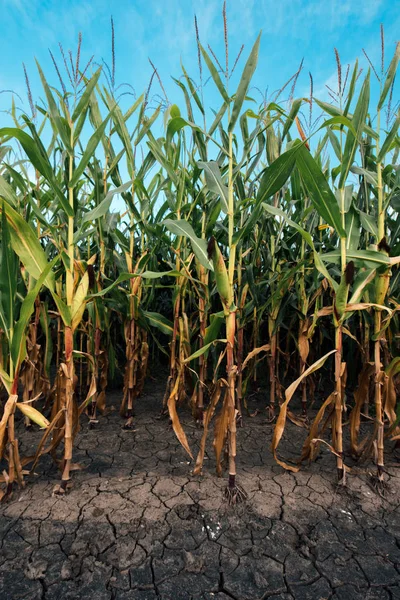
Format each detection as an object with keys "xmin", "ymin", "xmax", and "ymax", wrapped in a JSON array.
[{"xmin": 1, "ymin": 378, "xmax": 400, "ymax": 599}]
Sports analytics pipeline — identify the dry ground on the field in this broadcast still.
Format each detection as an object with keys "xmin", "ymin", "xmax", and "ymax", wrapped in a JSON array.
[{"xmin": 1, "ymin": 379, "xmax": 400, "ymax": 599}]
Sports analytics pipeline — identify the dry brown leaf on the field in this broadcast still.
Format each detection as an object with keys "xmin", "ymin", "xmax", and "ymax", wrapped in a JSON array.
[
  {"xmin": 193, "ymin": 381, "xmax": 223, "ymax": 475},
  {"xmin": 271, "ymin": 349, "xmax": 337, "ymax": 472},
  {"xmin": 349, "ymin": 363, "xmax": 374, "ymax": 455},
  {"xmin": 167, "ymin": 376, "xmax": 193, "ymax": 460},
  {"xmin": 287, "ymin": 410, "xmax": 309, "ymax": 428},
  {"xmin": 241, "ymin": 344, "xmax": 271, "ymax": 372},
  {"xmin": 300, "ymin": 392, "xmax": 336, "ymax": 462},
  {"xmin": 0, "ymin": 395, "xmax": 18, "ymax": 458}
]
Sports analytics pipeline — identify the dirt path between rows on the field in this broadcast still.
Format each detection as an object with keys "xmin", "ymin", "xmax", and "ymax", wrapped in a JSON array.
[{"xmin": 1, "ymin": 380, "xmax": 400, "ymax": 599}]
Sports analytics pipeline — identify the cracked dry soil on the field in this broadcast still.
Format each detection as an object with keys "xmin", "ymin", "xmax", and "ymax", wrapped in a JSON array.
[{"xmin": 1, "ymin": 380, "xmax": 400, "ymax": 600}]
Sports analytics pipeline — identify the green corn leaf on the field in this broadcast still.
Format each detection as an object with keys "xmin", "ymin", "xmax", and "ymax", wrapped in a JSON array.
[
  {"xmin": 358, "ymin": 210, "xmax": 378, "ymax": 238},
  {"xmin": 197, "ymin": 161, "xmax": 229, "ymax": 213},
  {"xmin": 0, "ymin": 367, "xmax": 12, "ymax": 394},
  {"xmin": 90, "ymin": 270, "xmax": 183, "ymax": 297},
  {"xmin": 314, "ymin": 98, "xmax": 378, "ymax": 140},
  {"xmin": 0, "ymin": 128, "xmax": 73, "ymax": 216},
  {"xmin": 0, "ymin": 206, "xmax": 17, "ymax": 333},
  {"xmin": 203, "ymin": 311, "xmax": 225, "ymax": 348},
  {"xmin": 326, "ymin": 129, "xmax": 342, "ymax": 161},
  {"xmin": 345, "ymin": 207, "xmax": 360, "ymax": 250},
  {"xmin": 106, "ymin": 93, "xmax": 135, "ymax": 175},
  {"xmin": 263, "ymin": 203, "xmax": 313, "ymax": 247},
  {"xmin": 233, "ymin": 147, "xmax": 297, "ymax": 245},
  {"xmin": 319, "ymin": 115, "xmax": 357, "ymax": 137},
  {"xmin": 183, "ymin": 339, "xmax": 227, "ymax": 363},
  {"xmin": 166, "ymin": 116, "xmax": 202, "ymax": 145},
  {"xmin": 12, "ymin": 256, "xmax": 59, "ymax": 369},
  {"xmin": 199, "ymin": 44, "xmax": 230, "ymax": 104},
  {"xmin": 0, "ymin": 201, "xmax": 54, "ymax": 291},
  {"xmin": 109, "ymin": 93, "xmax": 144, "ymax": 135},
  {"xmin": 52, "ymin": 294, "xmax": 71, "ymax": 326},
  {"xmin": 147, "ymin": 135, "xmax": 178, "ymax": 185},
  {"xmin": 339, "ymin": 71, "xmax": 370, "ymax": 188},
  {"xmin": 377, "ymin": 111, "xmax": 400, "ymax": 162},
  {"xmin": 348, "ymin": 268, "xmax": 376, "ymax": 304},
  {"xmin": 335, "ymin": 185, "xmax": 353, "ymax": 214},
  {"xmin": 73, "ymin": 105, "xmax": 89, "ymax": 144},
  {"xmin": 321, "ymin": 249, "xmax": 392, "ymax": 267},
  {"xmin": 334, "ymin": 271, "xmax": 350, "ymax": 322},
  {"xmin": 81, "ymin": 181, "xmax": 133, "ymax": 225},
  {"xmin": 378, "ymin": 42, "xmax": 400, "ymax": 111},
  {"xmin": 39, "ymin": 301, "xmax": 53, "ymax": 376},
  {"xmin": 262, "ymin": 203, "xmax": 337, "ymax": 290},
  {"xmin": 208, "ymin": 103, "xmax": 228, "ymax": 137},
  {"xmin": 36, "ymin": 61, "xmax": 72, "ymax": 154},
  {"xmin": 256, "ymin": 146, "xmax": 297, "ymax": 205},
  {"xmin": 135, "ymin": 105, "xmax": 162, "ymax": 145},
  {"xmin": 181, "ymin": 63, "xmax": 205, "ymax": 115},
  {"xmin": 142, "ymin": 311, "xmax": 174, "ymax": 336},
  {"xmin": 343, "ymin": 60, "xmax": 359, "ymax": 115},
  {"xmin": 0, "ymin": 173, "xmax": 18, "ymax": 207},
  {"xmin": 164, "ymin": 219, "xmax": 213, "ymax": 270},
  {"xmin": 228, "ymin": 33, "xmax": 261, "ymax": 133},
  {"xmin": 295, "ymin": 142, "xmax": 346, "ymax": 237},
  {"xmin": 69, "ymin": 110, "xmax": 113, "ymax": 188},
  {"xmin": 71, "ymin": 67, "xmax": 102, "ymax": 122},
  {"xmin": 350, "ymin": 166, "xmax": 378, "ymax": 186},
  {"xmin": 282, "ymin": 98, "xmax": 303, "ymax": 141}
]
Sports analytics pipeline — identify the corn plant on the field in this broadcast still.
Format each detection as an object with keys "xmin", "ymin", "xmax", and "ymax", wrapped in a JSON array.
[{"xmin": 0, "ymin": 18, "xmax": 399, "ymax": 503}]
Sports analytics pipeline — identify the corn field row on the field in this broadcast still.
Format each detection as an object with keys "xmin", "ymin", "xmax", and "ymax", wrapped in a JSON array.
[{"xmin": 0, "ymin": 19, "xmax": 399, "ymax": 503}]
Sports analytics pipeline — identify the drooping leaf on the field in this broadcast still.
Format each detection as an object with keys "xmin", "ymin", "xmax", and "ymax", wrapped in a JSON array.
[
  {"xmin": 183, "ymin": 339, "xmax": 227, "ymax": 363},
  {"xmin": 16, "ymin": 404, "xmax": 49, "ymax": 429},
  {"xmin": 12, "ymin": 257, "xmax": 59, "ymax": 369},
  {"xmin": 0, "ymin": 127, "xmax": 72, "ymax": 216},
  {"xmin": 142, "ymin": 311, "xmax": 174, "ymax": 336},
  {"xmin": 163, "ymin": 219, "xmax": 213, "ymax": 270},
  {"xmin": 81, "ymin": 181, "xmax": 133, "ymax": 225},
  {"xmin": 271, "ymin": 349, "xmax": 337, "ymax": 471},
  {"xmin": 197, "ymin": 161, "xmax": 229, "ymax": 213},
  {"xmin": 0, "ymin": 201, "xmax": 54, "ymax": 291}
]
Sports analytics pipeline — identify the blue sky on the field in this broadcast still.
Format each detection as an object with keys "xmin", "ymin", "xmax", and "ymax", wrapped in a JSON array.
[{"xmin": 0, "ymin": 0, "xmax": 398, "ymax": 126}]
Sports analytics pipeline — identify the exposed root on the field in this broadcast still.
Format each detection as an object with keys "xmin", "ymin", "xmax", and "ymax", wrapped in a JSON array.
[
  {"xmin": 52, "ymin": 480, "xmax": 72, "ymax": 496},
  {"xmin": 225, "ymin": 475, "xmax": 247, "ymax": 505},
  {"xmin": 369, "ymin": 472, "xmax": 389, "ymax": 498},
  {"xmin": 123, "ymin": 416, "xmax": 135, "ymax": 430},
  {"xmin": 336, "ymin": 467, "xmax": 346, "ymax": 487},
  {"xmin": 224, "ymin": 482, "xmax": 248, "ymax": 505},
  {"xmin": 52, "ymin": 484, "xmax": 65, "ymax": 496}
]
